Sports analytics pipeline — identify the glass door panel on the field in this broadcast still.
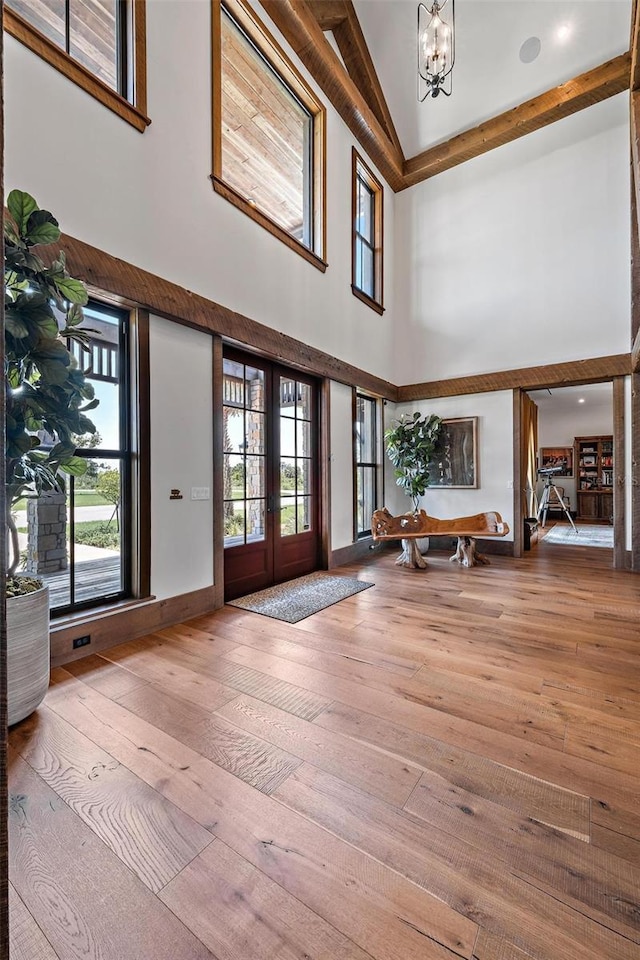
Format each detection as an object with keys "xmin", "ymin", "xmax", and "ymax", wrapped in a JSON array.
[
  {"xmin": 223, "ymin": 352, "xmax": 319, "ymax": 600},
  {"xmin": 278, "ymin": 376, "xmax": 314, "ymax": 538},
  {"xmin": 223, "ymin": 359, "xmax": 267, "ymax": 547}
]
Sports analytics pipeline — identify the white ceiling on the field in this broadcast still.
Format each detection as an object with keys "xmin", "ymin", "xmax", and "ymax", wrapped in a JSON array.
[
  {"xmin": 353, "ymin": 0, "xmax": 632, "ymax": 157},
  {"xmin": 528, "ymin": 381, "xmax": 613, "ymax": 414}
]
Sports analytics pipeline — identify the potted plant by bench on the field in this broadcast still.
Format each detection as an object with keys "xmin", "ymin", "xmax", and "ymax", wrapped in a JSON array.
[
  {"xmin": 384, "ymin": 411, "xmax": 442, "ymax": 567},
  {"xmin": 5, "ymin": 190, "xmax": 98, "ymax": 724}
]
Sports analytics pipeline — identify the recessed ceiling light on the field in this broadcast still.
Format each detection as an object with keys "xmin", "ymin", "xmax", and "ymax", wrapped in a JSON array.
[
  {"xmin": 519, "ymin": 37, "xmax": 541, "ymax": 64},
  {"xmin": 556, "ymin": 23, "xmax": 573, "ymax": 44},
  {"xmin": 578, "ymin": 398, "xmax": 585, "ymax": 404}
]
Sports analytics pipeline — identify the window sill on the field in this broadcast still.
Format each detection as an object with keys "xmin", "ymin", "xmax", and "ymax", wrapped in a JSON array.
[
  {"xmin": 51, "ymin": 595, "xmax": 156, "ymax": 631},
  {"xmin": 351, "ymin": 285, "xmax": 384, "ymax": 315},
  {"xmin": 211, "ymin": 176, "xmax": 328, "ymax": 273},
  {"xmin": 5, "ymin": 9, "xmax": 151, "ymax": 133}
]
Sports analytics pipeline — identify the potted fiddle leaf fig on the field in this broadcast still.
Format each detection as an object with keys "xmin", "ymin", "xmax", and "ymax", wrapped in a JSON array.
[
  {"xmin": 5, "ymin": 189, "xmax": 98, "ymax": 724},
  {"xmin": 384, "ymin": 411, "xmax": 442, "ymax": 567}
]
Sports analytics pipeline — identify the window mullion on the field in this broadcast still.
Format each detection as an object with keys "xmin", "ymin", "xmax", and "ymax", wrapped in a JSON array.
[
  {"xmin": 64, "ymin": 0, "xmax": 71, "ymax": 54},
  {"xmin": 116, "ymin": 0, "xmax": 128, "ymax": 98}
]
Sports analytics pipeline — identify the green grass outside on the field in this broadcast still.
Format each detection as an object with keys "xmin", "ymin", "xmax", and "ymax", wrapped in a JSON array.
[
  {"xmin": 13, "ymin": 490, "xmax": 110, "ymax": 512},
  {"xmin": 17, "ymin": 518, "xmax": 119, "ymax": 550}
]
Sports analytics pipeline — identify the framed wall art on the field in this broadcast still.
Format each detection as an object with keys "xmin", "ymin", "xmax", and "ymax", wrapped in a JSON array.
[
  {"xmin": 428, "ymin": 417, "xmax": 478, "ymax": 488},
  {"xmin": 539, "ymin": 447, "xmax": 573, "ymax": 478}
]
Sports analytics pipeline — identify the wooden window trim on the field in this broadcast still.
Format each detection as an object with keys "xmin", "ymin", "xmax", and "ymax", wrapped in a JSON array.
[
  {"xmin": 55, "ymin": 302, "xmax": 151, "ymax": 615},
  {"xmin": 4, "ymin": 4, "xmax": 150, "ymax": 133},
  {"xmin": 211, "ymin": 0, "xmax": 327, "ymax": 270},
  {"xmin": 211, "ymin": 175, "xmax": 328, "ymax": 273},
  {"xmin": 352, "ymin": 148, "xmax": 384, "ymax": 313},
  {"xmin": 130, "ymin": 308, "xmax": 152, "ymax": 600}
]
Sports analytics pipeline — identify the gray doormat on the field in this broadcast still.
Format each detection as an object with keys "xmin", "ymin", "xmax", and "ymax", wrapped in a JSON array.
[
  {"xmin": 227, "ymin": 572, "xmax": 375, "ymax": 623},
  {"xmin": 541, "ymin": 523, "xmax": 613, "ymax": 548}
]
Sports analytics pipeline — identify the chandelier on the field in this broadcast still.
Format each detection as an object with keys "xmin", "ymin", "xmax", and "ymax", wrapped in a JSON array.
[{"xmin": 418, "ymin": 0, "xmax": 455, "ymax": 100}]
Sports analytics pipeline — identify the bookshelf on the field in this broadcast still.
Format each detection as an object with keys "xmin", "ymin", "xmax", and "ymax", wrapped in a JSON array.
[{"xmin": 574, "ymin": 435, "xmax": 613, "ymax": 522}]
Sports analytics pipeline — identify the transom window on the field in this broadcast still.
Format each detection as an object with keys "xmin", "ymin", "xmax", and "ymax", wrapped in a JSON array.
[
  {"xmin": 354, "ymin": 393, "xmax": 380, "ymax": 538},
  {"xmin": 5, "ymin": 0, "xmax": 149, "ymax": 131},
  {"xmin": 212, "ymin": 0, "xmax": 326, "ymax": 270},
  {"xmin": 352, "ymin": 150, "xmax": 384, "ymax": 314}
]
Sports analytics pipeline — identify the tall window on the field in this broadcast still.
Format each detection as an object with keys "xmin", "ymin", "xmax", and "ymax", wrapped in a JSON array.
[
  {"xmin": 352, "ymin": 150, "xmax": 384, "ymax": 314},
  {"xmin": 212, "ymin": 0, "xmax": 326, "ymax": 270},
  {"xmin": 38, "ymin": 303, "xmax": 133, "ymax": 614},
  {"xmin": 5, "ymin": 0, "xmax": 149, "ymax": 131},
  {"xmin": 354, "ymin": 393, "xmax": 379, "ymax": 538}
]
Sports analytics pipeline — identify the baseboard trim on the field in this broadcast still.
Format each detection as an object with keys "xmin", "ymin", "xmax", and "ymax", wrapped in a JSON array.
[
  {"xmin": 329, "ymin": 538, "xmax": 378, "ymax": 568},
  {"xmin": 51, "ymin": 584, "xmax": 220, "ymax": 667}
]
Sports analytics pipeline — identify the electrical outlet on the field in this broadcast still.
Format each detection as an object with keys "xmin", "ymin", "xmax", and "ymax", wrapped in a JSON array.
[
  {"xmin": 73, "ymin": 634, "xmax": 91, "ymax": 650},
  {"xmin": 191, "ymin": 487, "xmax": 210, "ymax": 500}
]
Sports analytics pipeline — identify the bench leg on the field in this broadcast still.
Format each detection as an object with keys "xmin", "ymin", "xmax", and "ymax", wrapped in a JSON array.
[
  {"xmin": 449, "ymin": 536, "xmax": 490, "ymax": 567},
  {"xmin": 396, "ymin": 538, "xmax": 428, "ymax": 569}
]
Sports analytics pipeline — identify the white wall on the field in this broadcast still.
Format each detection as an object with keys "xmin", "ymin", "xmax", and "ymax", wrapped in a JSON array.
[
  {"xmin": 330, "ymin": 381, "xmax": 355, "ymax": 550},
  {"xmin": 626, "ymin": 376, "xmax": 633, "ymax": 551},
  {"xmin": 394, "ymin": 95, "xmax": 630, "ymax": 385},
  {"xmin": 149, "ymin": 317, "xmax": 213, "ymax": 600},
  {"xmin": 4, "ymin": 0, "xmax": 397, "ymax": 384},
  {"xmin": 385, "ymin": 391, "xmax": 514, "ymax": 540},
  {"xmin": 534, "ymin": 387, "xmax": 614, "ymax": 510},
  {"xmin": 5, "ymin": 3, "xmax": 634, "ymax": 571}
]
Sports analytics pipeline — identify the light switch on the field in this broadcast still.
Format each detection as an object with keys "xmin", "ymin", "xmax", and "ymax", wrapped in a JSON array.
[{"xmin": 191, "ymin": 487, "xmax": 210, "ymax": 500}]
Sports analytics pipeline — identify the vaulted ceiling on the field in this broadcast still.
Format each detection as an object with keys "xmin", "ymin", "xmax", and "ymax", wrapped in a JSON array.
[
  {"xmin": 354, "ymin": 0, "xmax": 631, "ymax": 157},
  {"xmin": 264, "ymin": 0, "xmax": 634, "ymax": 190}
]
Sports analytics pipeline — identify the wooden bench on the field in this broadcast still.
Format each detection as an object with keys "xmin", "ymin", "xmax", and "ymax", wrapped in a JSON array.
[{"xmin": 371, "ymin": 507, "xmax": 510, "ymax": 569}]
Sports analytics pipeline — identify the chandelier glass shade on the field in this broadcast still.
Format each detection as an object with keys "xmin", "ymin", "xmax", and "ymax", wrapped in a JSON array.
[{"xmin": 418, "ymin": 0, "xmax": 455, "ymax": 100}]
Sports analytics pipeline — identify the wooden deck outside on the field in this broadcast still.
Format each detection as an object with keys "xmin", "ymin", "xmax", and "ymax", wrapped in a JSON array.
[
  {"xmin": 8, "ymin": 540, "xmax": 640, "ymax": 960},
  {"xmin": 42, "ymin": 556, "xmax": 122, "ymax": 609}
]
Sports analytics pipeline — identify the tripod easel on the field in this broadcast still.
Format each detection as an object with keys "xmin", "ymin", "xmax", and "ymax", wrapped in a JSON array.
[{"xmin": 537, "ymin": 473, "xmax": 577, "ymax": 533}]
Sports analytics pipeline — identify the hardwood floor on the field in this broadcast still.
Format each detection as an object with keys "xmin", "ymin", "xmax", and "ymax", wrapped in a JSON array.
[{"xmin": 8, "ymin": 542, "xmax": 640, "ymax": 959}]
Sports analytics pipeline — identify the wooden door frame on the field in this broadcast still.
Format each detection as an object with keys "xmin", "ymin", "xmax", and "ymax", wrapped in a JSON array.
[
  {"xmin": 271, "ymin": 361, "xmax": 322, "ymax": 583},
  {"xmin": 514, "ymin": 376, "xmax": 628, "ymax": 569},
  {"xmin": 217, "ymin": 345, "xmax": 326, "ymax": 600},
  {"xmin": 319, "ymin": 378, "xmax": 331, "ymax": 569},
  {"xmin": 0, "ymin": 9, "xmax": 8, "ymax": 948},
  {"xmin": 512, "ymin": 390, "xmax": 523, "ymax": 559},
  {"xmin": 212, "ymin": 335, "xmax": 225, "ymax": 608}
]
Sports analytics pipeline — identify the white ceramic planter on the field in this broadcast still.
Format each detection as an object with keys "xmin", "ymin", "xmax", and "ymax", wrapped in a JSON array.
[{"xmin": 7, "ymin": 584, "xmax": 50, "ymax": 726}]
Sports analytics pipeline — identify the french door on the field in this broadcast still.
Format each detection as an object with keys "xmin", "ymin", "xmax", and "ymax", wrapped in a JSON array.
[{"xmin": 222, "ymin": 349, "xmax": 320, "ymax": 601}]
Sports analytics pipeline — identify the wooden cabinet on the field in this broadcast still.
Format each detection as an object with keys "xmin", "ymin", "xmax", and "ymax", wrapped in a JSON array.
[{"xmin": 574, "ymin": 435, "xmax": 613, "ymax": 523}]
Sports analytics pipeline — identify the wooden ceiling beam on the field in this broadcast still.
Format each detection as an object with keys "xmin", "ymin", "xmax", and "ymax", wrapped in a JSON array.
[
  {"xmin": 632, "ymin": 327, "xmax": 640, "ymax": 372},
  {"xmin": 262, "ymin": 0, "xmax": 404, "ymax": 190},
  {"xmin": 632, "ymin": 91, "xmax": 640, "ymax": 371},
  {"xmin": 631, "ymin": 105, "xmax": 640, "ymax": 351},
  {"xmin": 49, "ymin": 228, "xmax": 399, "ymax": 400},
  {"xmin": 328, "ymin": 1, "xmax": 404, "ymax": 158},
  {"xmin": 631, "ymin": 160, "xmax": 640, "ymax": 347},
  {"xmin": 398, "ymin": 355, "xmax": 631, "ymax": 402},
  {"xmin": 632, "ymin": 0, "xmax": 640, "ymax": 90},
  {"xmin": 403, "ymin": 53, "xmax": 631, "ymax": 187},
  {"xmin": 309, "ymin": 0, "xmax": 347, "ymax": 31}
]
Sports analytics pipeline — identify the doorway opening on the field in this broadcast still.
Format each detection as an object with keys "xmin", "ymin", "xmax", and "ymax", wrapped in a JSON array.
[
  {"xmin": 222, "ymin": 348, "xmax": 321, "ymax": 601},
  {"xmin": 523, "ymin": 382, "xmax": 618, "ymax": 560}
]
